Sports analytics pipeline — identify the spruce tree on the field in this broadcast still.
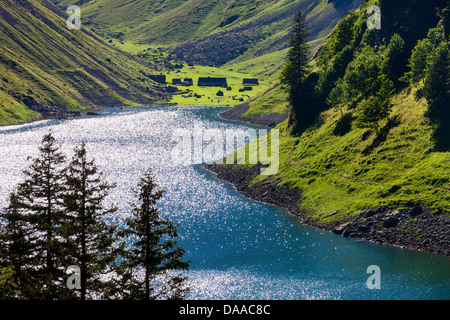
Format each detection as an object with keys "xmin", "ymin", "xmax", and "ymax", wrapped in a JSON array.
[
  {"xmin": 424, "ymin": 42, "xmax": 450, "ymax": 121},
  {"xmin": 0, "ymin": 266, "xmax": 19, "ymax": 299},
  {"xmin": 407, "ymin": 38, "xmax": 434, "ymax": 84},
  {"xmin": 381, "ymin": 33, "xmax": 407, "ymax": 84},
  {"xmin": 280, "ymin": 10, "xmax": 311, "ymax": 132},
  {"xmin": 358, "ymin": 78, "xmax": 395, "ymax": 134},
  {"xmin": 61, "ymin": 141, "xmax": 119, "ymax": 300},
  {"xmin": 0, "ymin": 193, "xmax": 37, "ymax": 299},
  {"xmin": 11, "ymin": 131, "xmax": 68, "ymax": 299},
  {"xmin": 116, "ymin": 169, "xmax": 190, "ymax": 300}
]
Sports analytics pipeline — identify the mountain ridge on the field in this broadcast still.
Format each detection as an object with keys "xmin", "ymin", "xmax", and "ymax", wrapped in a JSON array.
[
  {"xmin": 0, "ymin": 0, "xmax": 167, "ymax": 125},
  {"xmin": 50, "ymin": 0, "xmax": 364, "ymax": 66}
]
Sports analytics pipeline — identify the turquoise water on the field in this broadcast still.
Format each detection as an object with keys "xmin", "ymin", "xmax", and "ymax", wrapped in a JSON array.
[{"xmin": 0, "ymin": 106, "xmax": 448, "ymax": 300}]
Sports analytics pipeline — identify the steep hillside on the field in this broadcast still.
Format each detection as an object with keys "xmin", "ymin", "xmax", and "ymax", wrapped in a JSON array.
[
  {"xmin": 50, "ymin": 0, "xmax": 363, "ymax": 67},
  {"xmin": 0, "ymin": 0, "xmax": 165, "ymax": 125},
  {"xmin": 208, "ymin": 0, "xmax": 450, "ymax": 256}
]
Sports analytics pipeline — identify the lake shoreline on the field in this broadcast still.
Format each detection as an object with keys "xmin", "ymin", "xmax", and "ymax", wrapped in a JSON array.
[
  {"xmin": 209, "ymin": 105, "xmax": 450, "ymax": 257},
  {"xmin": 2, "ymin": 104, "xmax": 448, "ymax": 299},
  {"xmin": 0, "ymin": 105, "xmax": 102, "ymax": 128},
  {"xmin": 204, "ymin": 163, "xmax": 450, "ymax": 258},
  {"xmin": 5, "ymin": 104, "xmax": 449, "ymax": 258},
  {"xmin": 217, "ymin": 102, "xmax": 288, "ymax": 128}
]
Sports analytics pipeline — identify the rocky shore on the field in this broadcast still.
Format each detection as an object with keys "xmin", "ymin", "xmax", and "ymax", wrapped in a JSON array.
[
  {"xmin": 22, "ymin": 96, "xmax": 83, "ymax": 120},
  {"xmin": 205, "ymin": 163, "xmax": 450, "ymax": 257},
  {"xmin": 17, "ymin": 96, "xmax": 111, "ymax": 124},
  {"xmin": 218, "ymin": 102, "xmax": 288, "ymax": 128}
]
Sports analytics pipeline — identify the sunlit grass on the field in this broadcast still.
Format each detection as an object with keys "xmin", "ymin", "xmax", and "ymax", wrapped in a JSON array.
[
  {"xmin": 224, "ymin": 86, "xmax": 450, "ymax": 221},
  {"xmin": 166, "ymin": 64, "xmax": 273, "ymax": 106}
]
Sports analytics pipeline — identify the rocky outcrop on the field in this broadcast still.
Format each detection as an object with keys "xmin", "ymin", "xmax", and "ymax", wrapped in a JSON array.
[
  {"xmin": 22, "ymin": 96, "xmax": 82, "ymax": 120},
  {"xmin": 219, "ymin": 102, "xmax": 288, "ymax": 128},
  {"xmin": 330, "ymin": 207, "xmax": 450, "ymax": 256}
]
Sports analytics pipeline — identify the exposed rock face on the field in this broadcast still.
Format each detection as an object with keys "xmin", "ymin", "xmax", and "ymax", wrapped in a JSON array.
[
  {"xmin": 219, "ymin": 102, "xmax": 288, "ymax": 128},
  {"xmin": 329, "ymin": 207, "xmax": 450, "ymax": 257},
  {"xmin": 22, "ymin": 96, "xmax": 81, "ymax": 120}
]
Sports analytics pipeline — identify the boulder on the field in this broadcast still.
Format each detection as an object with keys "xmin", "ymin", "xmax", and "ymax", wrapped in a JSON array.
[
  {"xmin": 362, "ymin": 208, "xmax": 377, "ymax": 218},
  {"xmin": 333, "ymin": 222, "xmax": 351, "ymax": 235},
  {"xmin": 383, "ymin": 216, "xmax": 399, "ymax": 228},
  {"xmin": 408, "ymin": 205, "xmax": 423, "ymax": 216}
]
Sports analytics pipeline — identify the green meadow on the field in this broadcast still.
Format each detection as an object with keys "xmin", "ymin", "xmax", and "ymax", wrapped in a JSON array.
[{"xmin": 165, "ymin": 64, "xmax": 274, "ymax": 106}]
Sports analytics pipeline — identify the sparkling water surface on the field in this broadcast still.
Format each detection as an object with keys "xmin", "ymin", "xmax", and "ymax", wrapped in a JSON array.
[{"xmin": 0, "ymin": 106, "xmax": 448, "ymax": 300}]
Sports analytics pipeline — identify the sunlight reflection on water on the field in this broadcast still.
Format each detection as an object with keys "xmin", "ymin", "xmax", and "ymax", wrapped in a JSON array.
[{"xmin": 0, "ymin": 106, "xmax": 449, "ymax": 300}]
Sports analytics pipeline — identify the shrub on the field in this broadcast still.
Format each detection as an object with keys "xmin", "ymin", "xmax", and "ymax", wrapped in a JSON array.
[{"xmin": 357, "ymin": 78, "xmax": 395, "ymax": 133}]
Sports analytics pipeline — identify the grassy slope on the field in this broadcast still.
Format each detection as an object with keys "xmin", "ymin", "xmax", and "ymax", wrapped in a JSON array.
[
  {"xmin": 228, "ymin": 1, "xmax": 450, "ymax": 221},
  {"xmin": 0, "ymin": 0, "xmax": 162, "ymax": 126},
  {"xmin": 110, "ymin": 37, "xmax": 290, "ymax": 108},
  {"xmin": 60, "ymin": 0, "xmax": 301, "ymax": 44},
  {"xmin": 270, "ymin": 87, "xmax": 450, "ymax": 221},
  {"xmin": 232, "ymin": 84, "xmax": 450, "ymax": 225},
  {"xmin": 166, "ymin": 64, "xmax": 274, "ymax": 106},
  {"xmin": 47, "ymin": 0, "xmax": 362, "ymax": 114},
  {"xmin": 223, "ymin": 48, "xmax": 289, "ymax": 117},
  {"xmin": 52, "ymin": 0, "xmax": 362, "ymax": 65},
  {"xmin": 78, "ymin": 40, "xmax": 276, "ymax": 107}
]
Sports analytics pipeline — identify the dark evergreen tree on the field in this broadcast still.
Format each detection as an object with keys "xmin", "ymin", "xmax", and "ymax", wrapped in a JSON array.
[
  {"xmin": 10, "ymin": 131, "xmax": 69, "ymax": 299},
  {"xmin": 424, "ymin": 42, "xmax": 450, "ymax": 121},
  {"xmin": 437, "ymin": 0, "xmax": 450, "ymax": 40},
  {"xmin": 342, "ymin": 45, "xmax": 381, "ymax": 99},
  {"xmin": 0, "ymin": 193, "xmax": 36, "ymax": 299},
  {"xmin": 381, "ymin": 34, "xmax": 408, "ymax": 84},
  {"xmin": 280, "ymin": 10, "xmax": 311, "ymax": 132},
  {"xmin": 61, "ymin": 142, "xmax": 119, "ymax": 300},
  {"xmin": 116, "ymin": 169, "xmax": 190, "ymax": 300},
  {"xmin": 378, "ymin": 0, "xmax": 442, "ymax": 51},
  {"xmin": 406, "ymin": 38, "xmax": 434, "ymax": 84},
  {"xmin": 357, "ymin": 78, "xmax": 395, "ymax": 134},
  {"xmin": 0, "ymin": 266, "xmax": 19, "ymax": 299}
]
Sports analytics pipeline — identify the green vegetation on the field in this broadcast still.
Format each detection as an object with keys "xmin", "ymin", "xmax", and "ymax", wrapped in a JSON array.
[
  {"xmin": 0, "ymin": 0, "xmax": 167, "ymax": 126},
  {"xmin": 41, "ymin": 0, "xmax": 364, "ymax": 118},
  {"xmin": 5, "ymin": 132, "xmax": 68, "ymax": 299},
  {"xmin": 165, "ymin": 64, "xmax": 273, "ymax": 106},
  {"xmin": 62, "ymin": 142, "xmax": 119, "ymax": 300},
  {"xmin": 274, "ymin": 87, "xmax": 449, "ymax": 221},
  {"xmin": 0, "ymin": 0, "xmax": 363, "ymax": 125},
  {"xmin": 227, "ymin": 0, "xmax": 450, "ymax": 223},
  {"xmin": 0, "ymin": 91, "xmax": 41, "ymax": 125},
  {"xmin": 424, "ymin": 42, "xmax": 450, "ymax": 120},
  {"xmin": 115, "ymin": 169, "xmax": 190, "ymax": 300},
  {"xmin": 356, "ymin": 78, "xmax": 395, "ymax": 133},
  {"xmin": 0, "ymin": 133, "xmax": 189, "ymax": 300},
  {"xmin": 279, "ymin": 11, "xmax": 312, "ymax": 132},
  {"xmin": 53, "ymin": 0, "xmax": 360, "ymax": 66},
  {"xmin": 0, "ymin": 267, "xmax": 18, "ymax": 299}
]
